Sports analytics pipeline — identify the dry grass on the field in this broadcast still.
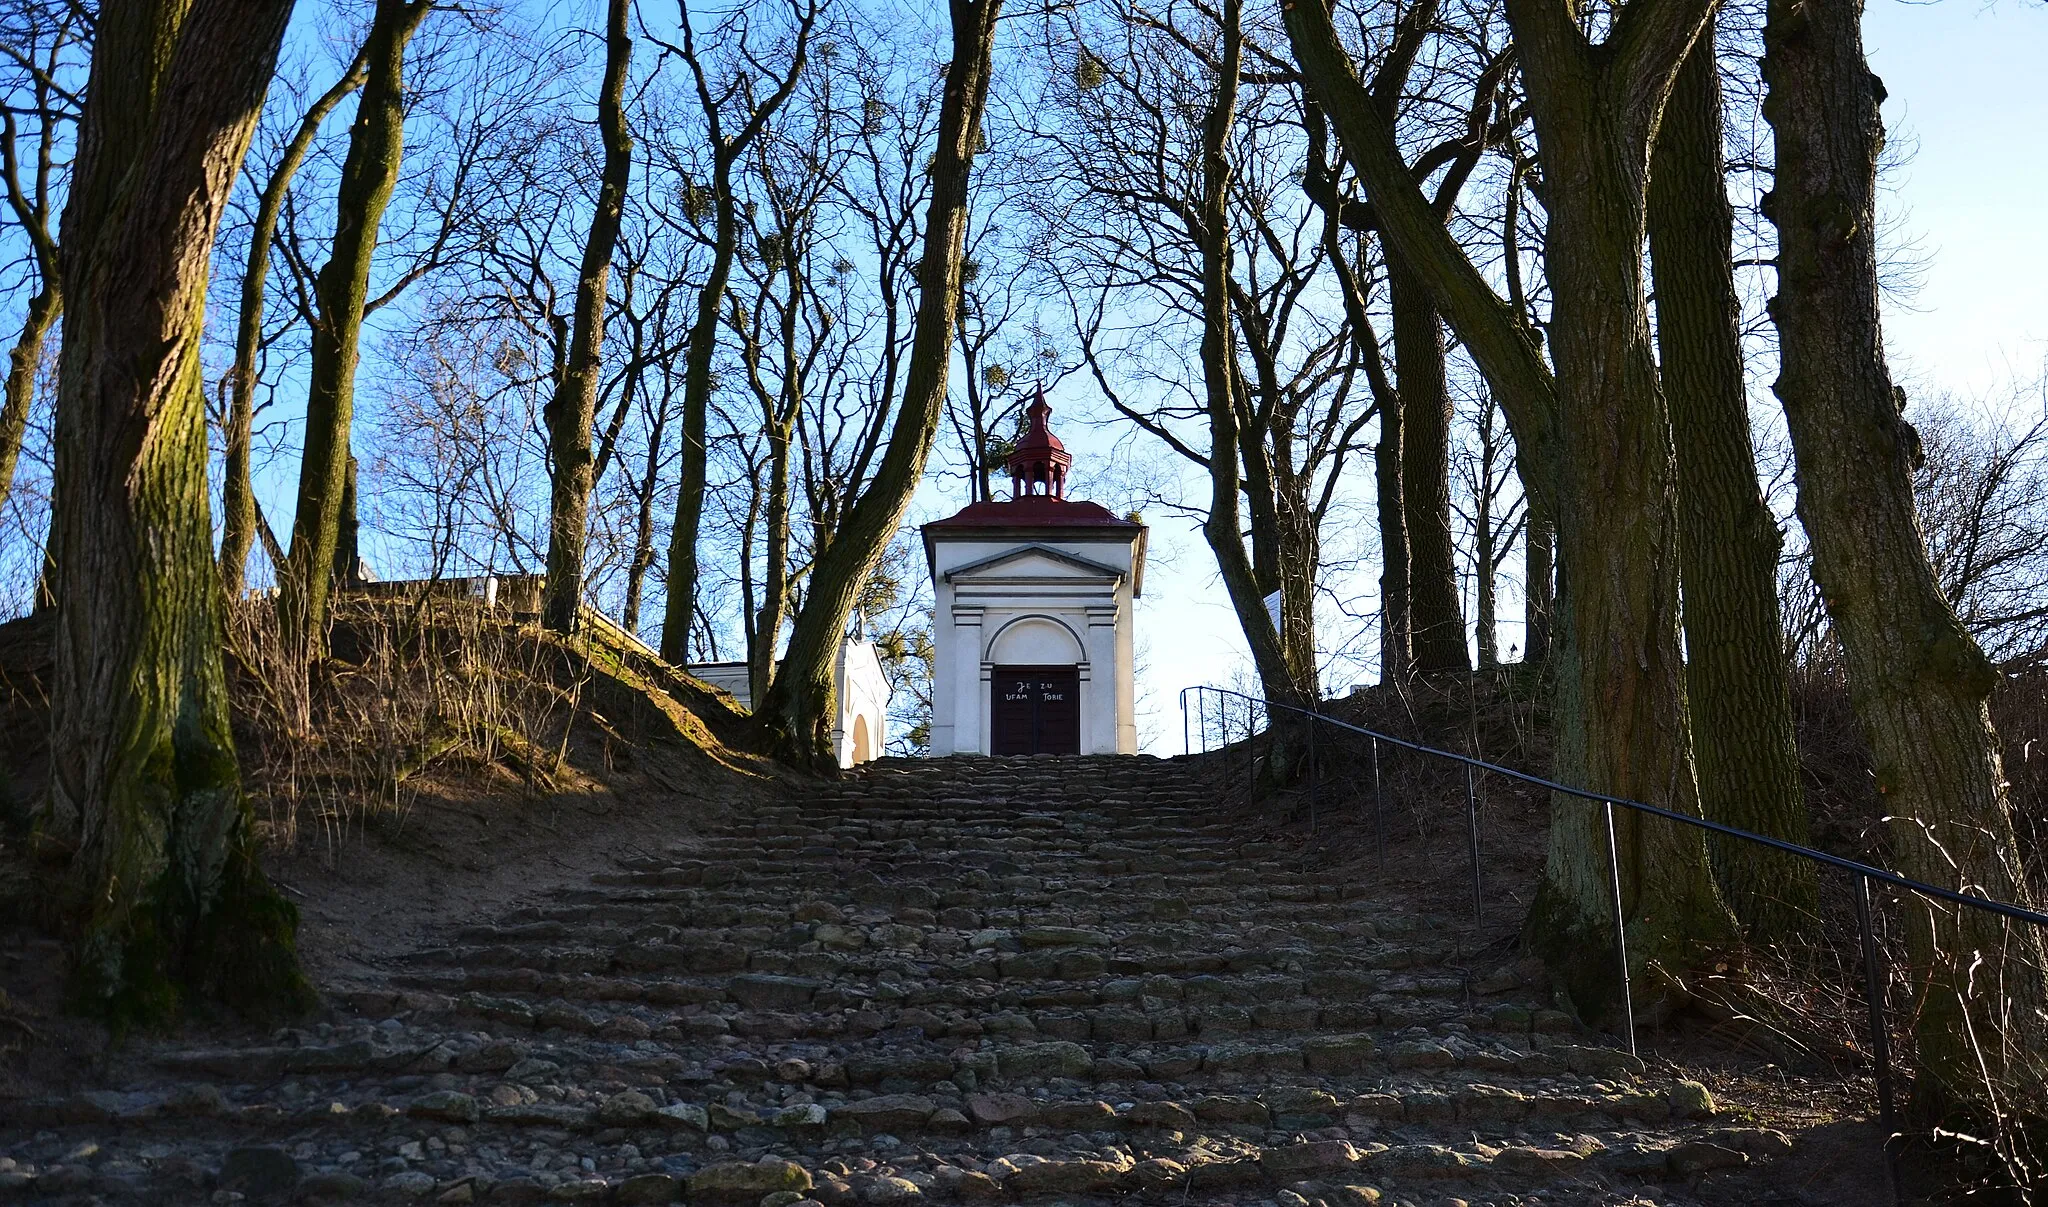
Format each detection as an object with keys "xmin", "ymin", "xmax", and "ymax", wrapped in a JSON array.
[
  {"xmin": 220, "ymin": 594, "xmax": 764, "ymax": 859},
  {"xmin": 1200, "ymin": 664, "xmax": 2048, "ymax": 1203}
]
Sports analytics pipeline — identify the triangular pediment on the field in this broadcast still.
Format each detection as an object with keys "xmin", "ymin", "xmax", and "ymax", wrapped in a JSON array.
[{"xmin": 944, "ymin": 543, "xmax": 1125, "ymax": 584}]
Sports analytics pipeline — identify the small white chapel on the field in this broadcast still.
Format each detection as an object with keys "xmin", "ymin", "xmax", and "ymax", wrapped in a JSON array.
[{"xmin": 922, "ymin": 391, "xmax": 1146, "ymax": 756}]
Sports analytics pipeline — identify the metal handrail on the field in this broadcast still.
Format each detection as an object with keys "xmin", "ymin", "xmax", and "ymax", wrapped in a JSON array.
[{"xmin": 1179, "ymin": 682, "xmax": 2048, "ymax": 1203}]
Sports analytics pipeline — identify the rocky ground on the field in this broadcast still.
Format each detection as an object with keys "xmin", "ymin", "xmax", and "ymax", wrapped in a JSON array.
[{"xmin": 0, "ymin": 754, "xmax": 1889, "ymax": 1205}]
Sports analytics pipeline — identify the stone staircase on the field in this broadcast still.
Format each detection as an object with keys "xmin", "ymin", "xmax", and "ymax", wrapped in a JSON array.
[{"xmin": 4, "ymin": 755, "xmax": 1805, "ymax": 1205}]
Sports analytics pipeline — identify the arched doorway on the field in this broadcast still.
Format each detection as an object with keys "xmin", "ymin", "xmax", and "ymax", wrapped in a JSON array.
[{"xmin": 851, "ymin": 714, "xmax": 875, "ymax": 764}]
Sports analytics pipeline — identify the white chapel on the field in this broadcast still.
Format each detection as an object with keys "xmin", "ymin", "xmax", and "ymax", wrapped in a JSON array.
[{"xmin": 922, "ymin": 391, "xmax": 1146, "ymax": 756}]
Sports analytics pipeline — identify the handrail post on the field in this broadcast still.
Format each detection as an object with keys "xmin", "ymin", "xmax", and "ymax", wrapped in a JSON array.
[
  {"xmin": 1855, "ymin": 873, "xmax": 1903, "ymax": 1204},
  {"xmin": 1465, "ymin": 764, "xmax": 1483, "ymax": 926},
  {"xmin": 1602, "ymin": 801, "xmax": 1638, "ymax": 1058},
  {"xmin": 1308, "ymin": 716, "xmax": 1318, "ymax": 833},
  {"xmin": 1244, "ymin": 694, "xmax": 1254, "ymax": 803},
  {"xmin": 1181, "ymin": 689, "xmax": 1190, "ymax": 757},
  {"xmin": 1371, "ymin": 736, "xmax": 1385, "ymax": 874}
]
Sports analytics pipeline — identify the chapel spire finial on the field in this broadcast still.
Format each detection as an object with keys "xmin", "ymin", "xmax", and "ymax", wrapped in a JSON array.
[{"xmin": 1006, "ymin": 386, "xmax": 1073, "ymax": 500}]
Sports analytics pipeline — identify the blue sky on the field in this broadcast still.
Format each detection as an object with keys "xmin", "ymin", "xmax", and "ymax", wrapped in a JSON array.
[{"xmin": 1866, "ymin": 0, "xmax": 2048, "ymax": 401}]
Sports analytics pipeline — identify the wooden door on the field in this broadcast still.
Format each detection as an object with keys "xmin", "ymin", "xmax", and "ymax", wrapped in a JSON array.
[{"xmin": 990, "ymin": 665, "xmax": 1081, "ymax": 755}]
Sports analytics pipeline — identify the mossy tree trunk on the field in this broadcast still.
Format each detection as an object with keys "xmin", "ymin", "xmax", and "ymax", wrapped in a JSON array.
[
  {"xmin": 658, "ymin": 0, "xmax": 817, "ymax": 665},
  {"xmin": 541, "ymin": 0, "xmax": 634, "ymax": 634},
  {"xmin": 757, "ymin": 0, "xmax": 1000, "ymax": 767},
  {"xmin": 1762, "ymin": 0, "xmax": 2048, "ymax": 1116},
  {"xmin": 46, "ymin": 0, "xmax": 310, "ymax": 1026},
  {"xmin": 1507, "ymin": 0, "xmax": 1738, "ymax": 1019},
  {"xmin": 279, "ymin": 0, "xmax": 431, "ymax": 656},
  {"xmin": 220, "ymin": 52, "xmax": 367, "ymax": 599},
  {"xmin": 1648, "ymin": 22, "xmax": 1814, "ymax": 940}
]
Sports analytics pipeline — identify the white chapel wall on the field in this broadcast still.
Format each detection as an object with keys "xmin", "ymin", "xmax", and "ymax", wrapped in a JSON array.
[{"xmin": 927, "ymin": 536, "xmax": 1139, "ymax": 756}]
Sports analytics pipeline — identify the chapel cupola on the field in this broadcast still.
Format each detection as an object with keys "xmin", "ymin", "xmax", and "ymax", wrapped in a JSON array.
[{"xmin": 1007, "ymin": 390, "xmax": 1072, "ymax": 500}]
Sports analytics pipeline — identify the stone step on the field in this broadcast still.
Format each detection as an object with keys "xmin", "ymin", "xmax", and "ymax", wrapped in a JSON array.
[
  {"xmin": 377, "ymin": 964, "xmax": 1531, "ymax": 1026},
  {"xmin": 0, "ymin": 751, "xmax": 1801, "ymax": 1206},
  {"xmin": 9, "ymin": 1073, "xmax": 1761, "ymax": 1204}
]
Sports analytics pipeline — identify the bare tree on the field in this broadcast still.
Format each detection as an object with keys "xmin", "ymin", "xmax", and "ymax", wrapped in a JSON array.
[
  {"xmin": 1290, "ymin": 0, "xmax": 1739, "ymax": 1015},
  {"xmin": 279, "ymin": 0, "xmax": 436, "ymax": 655},
  {"xmin": 541, "ymin": 0, "xmax": 634, "ymax": 632},
  {"xmin": 756, "ymin": 0, "xmax": 1002, "ymax": 763},
  {"xmin": 0, "ymin": 0, "xmax": 81, "ymax": 517},
  {"xmin": 1648, "ymin": 17, "xmax": 1812, "ymax": 939},
  {"xmin": 1036, "ymin": 0, "xmax": 1378, "ymax": 709},
  {"xmin": 219, "ymin": 48, "xmax": 370, "ymax": 598},
  {"xmin": 652, "ymin": 0, "xmax": 819, "ymax": 665}
]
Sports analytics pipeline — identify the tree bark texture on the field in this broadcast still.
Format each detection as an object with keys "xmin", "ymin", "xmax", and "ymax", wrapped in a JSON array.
[
  {"xmin": 220, "ymin": 53, "xmax": 366, "ymax": 599},
  {"xmin": 331, "ymin": 452, "xmax": 360, "ymax": 585},
  {"xmin": 621, "ymin": 394, "xmax": 671, "ymax": 636},
  {"xmin": 542, "ymin": 0, "xmax": 633, "ymax": 634},
  {"xmin": 1763, "ymin": 0, "xmax": 2047, "ymax": 1114},
  {"xmin": 46, "ymin": 0, "xmax": 310, "ymax": 1025},
  {"xmin": 0, "ymin": 284, "xmax": 58, "ymax": 515},
  {"xmin": 1648, "ymin": 21, "xmax": 1815, "ymax": 939},
  {"xmin": 280, "ymin": 0, "xmax": 430, "ymax": 655},
  {"xmin": 1391, "ymin": 259, "xmax": 1468, "ymax": 672},
  {"xmin": 1503, "ymin": 0, "xmax": 1737, "ymax": 1019},
  {"xmin": 756, "ymin": 0, "xmax": 1000, "ymax": 765}
]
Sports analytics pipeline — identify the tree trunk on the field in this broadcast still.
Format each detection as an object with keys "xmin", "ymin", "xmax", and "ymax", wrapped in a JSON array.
[
  {"xmin": 220, "ymin": 54, "xmax": 367, "ymax": 598},
  {"xmin": 1649, "ymin": 21, "xmax": 1814, "ymax": 939},
  {"xmin": 1377, "ymin": 400, "xmax": 1411, "ymax": 683},
  {"xmin": 542, "ymin": 0, "xmax": 633, "ymax": 634},
  {"xmin": 659, "ymin": 179, "xmax": 732, "ymax": 664},
  {"xmin": 1194, "ymin": 0, "xmax": 1299, "ymax": 718},
  {"xmin": 1391, "ymin": 259, "xmax": 1468, "ymax": 673},
  {"xmin": 622, "ymin": 393, "xmax": 671, "ymax": 635},
  {"xmin": 1503, "ymin": 0, "xmax": 1736, "ymax": 1020},
  {"xmin": 756, "ymin": 0, "xmax": 1000, "ymax": 765},
  {"xmin": 279, "ymin": 0, "xmax": 430, "ymax": 655},
  {"xmin": 1524, "ymin": 494, "xmax": 1553, "ymax": 662},
  {"xmin": 46, "ymin": 0, "xmax": 310, "ymax": 1025},
  {"xmin": 1475, "ymin": 431, "xmax": 1498, "ymax": 668},
  {"xmin": 330, "ymin": 451, "xmax": 360, "ymax": 587},
  {"xmin": 1762, "ymin": 0, "xmax": 2047, "ymax": 1115},
  {"xmin": 0, "ymin": 284, "xmax": 58, "ymax": 514},
  {"xmin": 750, "ymin": 416, "xmax": 793, "ymax": 704},
  {"xmin": 1274, "ymin": 466, "xmax": 1320, "ymax": 694},
  {"xmin": 1316, "ymin": 195, "xmax": 1408, "ymax": 686}
]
